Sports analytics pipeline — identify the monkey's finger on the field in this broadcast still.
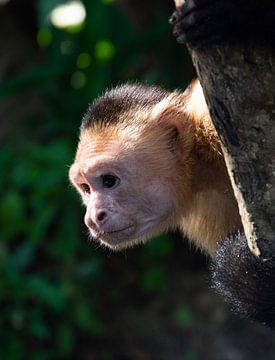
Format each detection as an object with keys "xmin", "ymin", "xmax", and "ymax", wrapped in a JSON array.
[
  {"xmin": 176, "ymin": 20, "xmax": 229, "ymax": 45},
  {"xmin": 180, "ymin": 0, "xmax": 216, "ymax": 16},
  {"xmin": 169, "ymin": 10, "xmax": 181, "ymax": 25}
]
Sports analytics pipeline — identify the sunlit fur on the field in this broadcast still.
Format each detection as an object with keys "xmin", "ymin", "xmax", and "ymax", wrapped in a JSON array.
[{"xmin": 69, "ymin": 79, "xmax": 241, "ymax": 255}]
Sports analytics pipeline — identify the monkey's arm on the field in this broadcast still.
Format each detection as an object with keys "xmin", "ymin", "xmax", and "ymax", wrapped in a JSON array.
[{"xmin": 170, "ymin": 0, "xmax": 275, "ymax": 46}]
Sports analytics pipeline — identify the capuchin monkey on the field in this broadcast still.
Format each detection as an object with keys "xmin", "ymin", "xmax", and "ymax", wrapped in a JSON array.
[
  {"xmin": 70, "ymin": 80, "xmax": 241, "ymax": 254},
  {"xmin": 69, "ymin": 0, "xmax": 275, "ymax": 328}
]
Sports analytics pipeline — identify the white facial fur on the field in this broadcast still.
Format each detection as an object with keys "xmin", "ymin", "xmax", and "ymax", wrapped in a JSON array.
[{"xmin": 69, "ymin": 131, "xmax": 177, "ymax": 250}]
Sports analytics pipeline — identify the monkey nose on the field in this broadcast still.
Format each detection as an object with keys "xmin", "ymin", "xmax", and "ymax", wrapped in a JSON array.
[
  {"xmin": 96, "ymin": 210, "xmax": 107, "ymax": 223},
  {"xmin": 85, "ymin": 210, "xmax": 108, "ymax": 229},
  {"xmin": 91, "ymin": 210, "xmax": 108, "ymax": 227}
]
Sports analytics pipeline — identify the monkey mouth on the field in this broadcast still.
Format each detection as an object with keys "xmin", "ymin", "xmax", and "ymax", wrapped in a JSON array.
[
  {"xmin": 94, "ymin": 219, "xmax": 164, "ymax": 250},
  {"xmin": 92, "ymin": 225, "xmax": 136, "ymax": 243},
  {"xmin": 105, "ymin": 225, "xmax": 135, "ymax": 235},
  {"xmin": 103, "ymin": 225, "xmax": 134, "ymax": 241}
]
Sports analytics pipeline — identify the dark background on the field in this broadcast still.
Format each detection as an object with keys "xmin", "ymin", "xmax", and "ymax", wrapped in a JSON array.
[{"xmin": 1, "ymin": 0, "xmax": 275, "ymax": 359}]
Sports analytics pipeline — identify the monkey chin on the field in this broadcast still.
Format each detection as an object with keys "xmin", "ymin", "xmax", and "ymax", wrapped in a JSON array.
[
  {"xmin": 92, "ymin": 219, "xmax": 171, "ymax": 252},
  {"xmin": 100, "ymin": 236, "xmax": 149, "ymax": 252}
]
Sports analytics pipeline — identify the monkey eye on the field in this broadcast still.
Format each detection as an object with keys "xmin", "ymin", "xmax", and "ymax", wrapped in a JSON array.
[
  {"xmin": 101, "ymin": 174, "xmax": 120, "ymax": 189},
  {"xmin": 80, "ymin": 183, "xmax": 90, "ymax": 194}
]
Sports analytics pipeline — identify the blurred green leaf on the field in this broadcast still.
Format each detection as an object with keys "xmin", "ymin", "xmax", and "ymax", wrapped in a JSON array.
[
  {"xmin": 37, "ymin": 27, "xmax": 53, "ymax": 47},
  {"xmin": 0, "ymin": 191, "xmax": 25, "ymax": 239},
  {"xmin": 56, "ymin": 323, "xmax": 75, "ymax": 356},
  {"xmin": 142, "ymin": 235, "xmax": 173, "ymax": 261},
  {"xmin": 183, "ymin": 349, "xmax": 198, "ymax": 360},
  {"xmin": 71, "ymin": 71, "xmax": 87, "ymax": 89},
  {"xmin": 12, "ymin": 244, "xmax": 35, "ymax": 270},
  {"xmin": 175, "ymin": 305, "xmax": 194, "ymax": 328},
  {"xmin": 76, "ymin": 52, "xmax": 91, "ymax": 69},
  {"xmin": 94, "ymin": 39, "xmax": 115, "ymax": 61},
  {"xmin": 29, "ymin": 309, "xmax": 50, "ymax": 340},
  {"xmin": 74, "ymin": 301, "xmax": 103, "ymax": 334},
  {"xmin": 26, "ymin": 276, "xmax": 65, "ymax": 312},
  {"xmin": 140, "ymin": 264, "xmax": 169, "ymax": 294}
]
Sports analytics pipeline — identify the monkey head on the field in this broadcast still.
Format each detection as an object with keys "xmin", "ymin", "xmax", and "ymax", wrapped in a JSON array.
[{"xmin": 69, "ymin": 84, "xmax": 194, "ymax": 250}]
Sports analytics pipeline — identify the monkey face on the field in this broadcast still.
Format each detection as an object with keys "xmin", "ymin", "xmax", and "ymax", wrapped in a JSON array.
[{"xmin": 69, "ymin": 131, "xmax": 177, "ymax": 250}]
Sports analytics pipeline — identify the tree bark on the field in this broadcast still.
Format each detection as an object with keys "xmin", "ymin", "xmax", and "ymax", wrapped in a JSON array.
[{"xmin": 174, "ymin": 0, "xmax": 275, "ymax": 260}]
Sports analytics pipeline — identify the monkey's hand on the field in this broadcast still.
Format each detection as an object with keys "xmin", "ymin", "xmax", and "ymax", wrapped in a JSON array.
[{"xmin": 170, "ymin": 0, "xmax": 241, "ymax": 47}]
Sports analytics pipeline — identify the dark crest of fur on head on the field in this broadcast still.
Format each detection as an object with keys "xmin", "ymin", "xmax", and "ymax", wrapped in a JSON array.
[
  {"xmin": 81, "ymin": 83, "xmax": 169, "ymax": 130},
  {"xmin": 211, "ymin": 232, "xmax": 275, "ymax": 328}
]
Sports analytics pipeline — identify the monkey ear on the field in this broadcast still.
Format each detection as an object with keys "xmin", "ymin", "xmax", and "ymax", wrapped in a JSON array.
[{"xmin": 151, "ymin": 98, "xmax": 194, "ymax": 158}]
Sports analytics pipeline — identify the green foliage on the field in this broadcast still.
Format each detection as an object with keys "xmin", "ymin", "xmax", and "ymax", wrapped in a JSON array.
[
  {"xmin": 175, "ymin": 305, "xmax": 194, "ymax": 328},
  {"xmin": 0, "ymin": 0, "xmax": 194, "ymax": 358},
  {"xmin": 182, "ymin": 349, "xmax": 198, "ymax": 360},
  {"xmin": 140, "ymin": 236, "xmax": 173, "ymax": 293}
]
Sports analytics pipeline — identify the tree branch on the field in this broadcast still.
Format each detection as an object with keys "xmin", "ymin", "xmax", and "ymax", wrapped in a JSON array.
[{"xmin": 174, "ymin": 0, "xmax": 275, "ymax": 259}]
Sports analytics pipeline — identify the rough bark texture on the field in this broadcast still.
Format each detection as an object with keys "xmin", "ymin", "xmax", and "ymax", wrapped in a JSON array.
[{"xmin": 174, "ymin": 0, "xmax": 275, "ymax": 259}]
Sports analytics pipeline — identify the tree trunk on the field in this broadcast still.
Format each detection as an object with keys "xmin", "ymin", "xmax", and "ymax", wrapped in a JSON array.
[{"xmin": 174, "ymin": 0, "xmax": 275, "ymax": 260}]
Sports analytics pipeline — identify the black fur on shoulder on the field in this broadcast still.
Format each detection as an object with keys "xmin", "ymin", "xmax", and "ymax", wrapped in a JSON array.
[{"xmin": 211, "ymin": 232, "xmax": 275, "ymax": 328}]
